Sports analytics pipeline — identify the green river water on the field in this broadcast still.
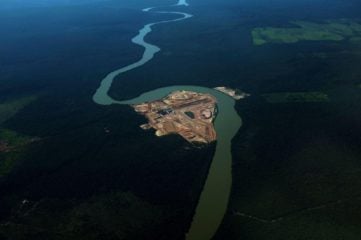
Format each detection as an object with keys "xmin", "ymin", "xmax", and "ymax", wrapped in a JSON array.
[
  {"xmin": 92, "ymin": 1, "xmax": 242, "ymax": 238},
  {"xmin": 115, "ymin": 86, "xmax": 242, "ymax": 240}
]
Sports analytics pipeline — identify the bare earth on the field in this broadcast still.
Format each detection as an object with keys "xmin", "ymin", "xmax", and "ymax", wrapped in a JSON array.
[
  {"xmin": 214, "ymin": 86, "xmax": 250, "ymax": 100},
  {"xmin": 132, "ymin": 91, "xmax": 217, "ymax": 144}
]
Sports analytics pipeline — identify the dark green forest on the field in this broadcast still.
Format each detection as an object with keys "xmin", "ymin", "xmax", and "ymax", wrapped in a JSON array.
[{"xmin": 1, "ymin": 0, "xmax": 361, "ymax": 239}]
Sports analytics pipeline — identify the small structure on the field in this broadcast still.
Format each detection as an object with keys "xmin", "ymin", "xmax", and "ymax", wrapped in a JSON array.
[{"xmin": 214, "ymin": 86, "xmax": 250, "ymax": 100}]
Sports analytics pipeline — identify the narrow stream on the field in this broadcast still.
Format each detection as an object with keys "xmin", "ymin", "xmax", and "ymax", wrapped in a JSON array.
[{"xmin": 93, "ymin": 1, "xmax": 192, "ymax": 105}]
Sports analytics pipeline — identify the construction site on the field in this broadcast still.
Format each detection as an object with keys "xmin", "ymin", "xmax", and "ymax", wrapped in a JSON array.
[{"xmin": 132, "ymin": 90, "xmax": 217, "ymax": 144}]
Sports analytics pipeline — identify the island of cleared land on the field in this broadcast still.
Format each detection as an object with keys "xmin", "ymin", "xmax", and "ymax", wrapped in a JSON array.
[
  {"xmin": 132, "ymin": 90, "xmax": 217, "ymax": 144},
  {"xmin": 252, "ymin": 19, "xmax": 361, "ymax": 45}
]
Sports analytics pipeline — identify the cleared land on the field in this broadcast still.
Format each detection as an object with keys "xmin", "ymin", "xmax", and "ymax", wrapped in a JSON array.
[
  {"xmin": 252, "ymin": 19, "xmax": 361, "ymax": 45},
  {"xmin": 132, "ymin": 91, "xmax": 217, "ymax": 144}
]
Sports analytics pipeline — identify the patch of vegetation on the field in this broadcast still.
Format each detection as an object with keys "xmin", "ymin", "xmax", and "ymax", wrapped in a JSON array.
[
  {"xmin": 0, "ymin": 95, "xmax": 37, "ymax": 124},
  {"xmin": 262, "ymin": 92, "xmax": 329, "ymax": 103},
  {"xmin": 0, "ymin": 129, "xmax": 30, "ymax": 146},
  {"xmin": 351, "ymin": 37, "xmax": 361, "ymax": 42},
  {"xmin": 252, "ymin": 19, "xmax": 361, "ymax": 45},
  {"xmin": 0, "ymin": 129, "xmax": 33, "ymax": 176},
  {"xmin": 0, "ymin": 191, "xmax": 165, "ymax": 240},
  {"xmin": 216, "ymin": 87, "xmax": 361, "ymax": 239}
]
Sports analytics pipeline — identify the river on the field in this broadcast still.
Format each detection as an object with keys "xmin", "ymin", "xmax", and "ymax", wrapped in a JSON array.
[{"xmin": 92, "ymin": 1, "xmax": 242, "ymax": 240}]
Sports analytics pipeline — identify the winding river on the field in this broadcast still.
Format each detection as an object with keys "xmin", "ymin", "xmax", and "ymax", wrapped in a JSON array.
[{"xmin": 92, "ymin": 1, "xmax": 242, "ymax": 239}]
